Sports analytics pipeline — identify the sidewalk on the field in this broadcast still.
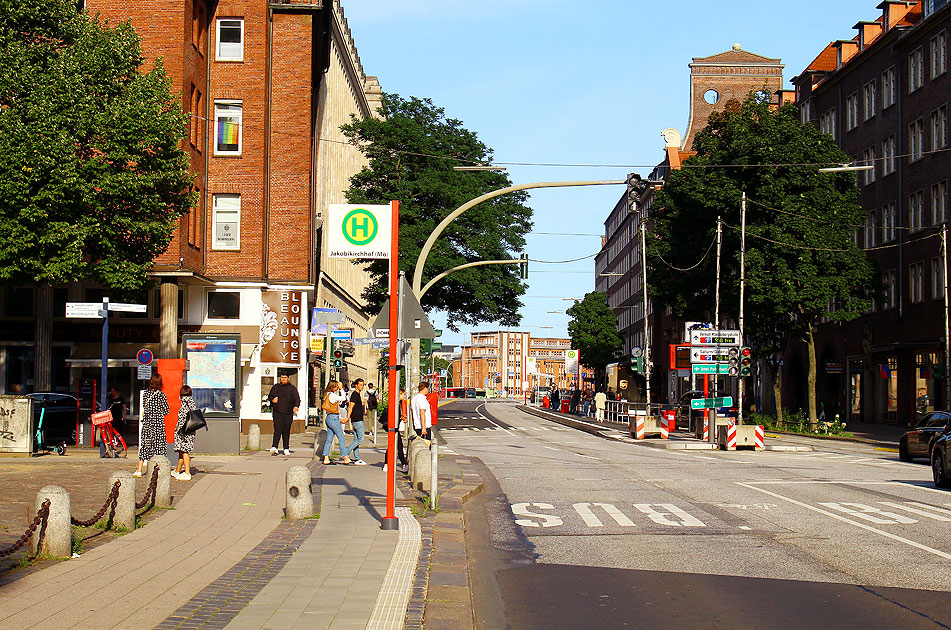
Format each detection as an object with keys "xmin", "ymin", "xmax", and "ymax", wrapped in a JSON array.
[{"xmin": 0, "ymin": 431, "xmax": 421, "ymax": 630}]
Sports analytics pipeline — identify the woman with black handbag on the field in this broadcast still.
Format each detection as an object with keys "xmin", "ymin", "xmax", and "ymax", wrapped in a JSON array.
[{"xmin": 173, "ymin": 385, "xmax": 200, "ymax": 480}]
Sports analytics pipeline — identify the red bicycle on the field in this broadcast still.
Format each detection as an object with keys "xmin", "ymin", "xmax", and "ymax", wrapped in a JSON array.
[{"xmin": 91, "ymin": 410, "xmax": 128, "ymax": 458}]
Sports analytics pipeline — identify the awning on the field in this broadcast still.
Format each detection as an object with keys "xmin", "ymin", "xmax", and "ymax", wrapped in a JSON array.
[
  {"xmin": 240, "ymin": 343, "xmax": 258, "ymax": 365},
  {"xmin": 65, "ymin": 343, "xmax": 259, "ymax": 367}
]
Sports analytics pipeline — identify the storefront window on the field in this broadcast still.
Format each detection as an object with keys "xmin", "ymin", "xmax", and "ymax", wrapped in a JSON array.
[
  {"xmin": 915, "ymin": 352, "xmax": 938, "ymax": 415},
  {"xmin": 850, "ymin": 361, "xmax": 862, "ymax": 418},
  {"xmin": 887, "ymin": 357, "xmax": 898, "ymax": 413}
]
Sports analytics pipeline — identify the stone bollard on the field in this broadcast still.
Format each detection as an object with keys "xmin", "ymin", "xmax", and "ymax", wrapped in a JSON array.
[
  {"xmin": 285, "ymin": 465, "xmax": 313, "ymax": 520},
  {"xmin": 248, "ymin": 424, "xmax": 261, "ymax": 451},
  {"xmin": 411, "ymin": 445, "xmax": 432, "ymax": 493},
  {"xmin": 30, "ymin": 485, "xmax": 70, "ymax": 558},
  {"xmin": 407, "ymin": 437, "xmax": 425, "ymax": 478},
  {"xmin": 108, "ymin": 470, "xmax": 136, "ymax": 531},
  {"xmin": 147, "ymin": 455, "xmax": 172, "ymax": 508}
]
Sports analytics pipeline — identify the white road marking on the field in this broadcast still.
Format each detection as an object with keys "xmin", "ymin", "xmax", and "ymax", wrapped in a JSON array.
[
  {"xmin": 476, "ymin": 404, "xmax": 517, "ymax": 436},
  {"xmin": 633, "ymin": 503, "xmax": 706, "ymax": 527},
  {"xmin": 511, "ymin": 503, "xmax": 564, "ymax": 528},
  {"xmin": 739, "ymin": 525, "xmax": 752, "ymax": 530},
  {"xmin": 544, "ymin": 446, "xmax": 560, "ymax": 451},
  {"xmin": 573, "ymin": 503, "xmax": 636, "ymax": 527},
  {"xmin": 575, "ymin": 453, "xmax": 600, "ymax": 460},
  {"xmin": 818, "ymin": 502, "xmax": 918, "ymax": 524},
  {"xmin": 879, "ymin": 501, "xmax": 951, "ymax": 521},
  {"xmin": 738, "ymin": 482, "xmax": 951, "ymax": 561}
]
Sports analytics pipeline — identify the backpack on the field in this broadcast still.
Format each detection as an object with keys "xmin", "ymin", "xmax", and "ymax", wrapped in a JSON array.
[{"xmin": 367, "ymin": 391, "xmax": 378, "ymax": 410}]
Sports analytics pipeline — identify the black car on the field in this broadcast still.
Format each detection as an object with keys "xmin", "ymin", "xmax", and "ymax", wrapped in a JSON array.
[
  {"xmin": 931, "ymin": 428, "xmax": 951, "ymax": 488},
  {"xmin": 27, "ymin": 393, "xmax": 79, "ymax": 448},
  {"xmin": 899, "ymin": 411, "xmax": 951, "ymax": 462}
]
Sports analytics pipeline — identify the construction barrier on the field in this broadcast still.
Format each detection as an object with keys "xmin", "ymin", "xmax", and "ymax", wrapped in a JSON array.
[
  {"xmin": 634, "ymin": 415, "xmax": 645, "ymax": 440},
  {"xmin": 718, "ymin": 424, "xmax": 765, "ymax": 451},
  {"xmin": 660, "ymin": 417, "xmax": 669, "ymax": 439},
  {"xmin": 755, "ymin": 425, "xmax": 765, "ymax": 449}
]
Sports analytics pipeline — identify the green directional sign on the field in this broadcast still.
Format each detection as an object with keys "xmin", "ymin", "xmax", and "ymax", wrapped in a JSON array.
[
  {"xmin": 692, "ymin": 363, "xmax": 730, "ymax": 375},
  {"xmin": 690, "ymin": 396, "xmax": 734, "ymax": 410}
]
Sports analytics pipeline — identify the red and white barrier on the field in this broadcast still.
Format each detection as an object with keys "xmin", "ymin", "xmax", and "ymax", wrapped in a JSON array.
[
  {"xmin": 725, "ymin": 424, "xmax": 737, "ymax": 450},
  {"xmin": 660, "ymin": 417, "xmax": 669, "ymax": 439},
  {"xmin": 634, "ymin": 416, "xmax": 645, "ymax": 440},
  {"xmin": 702, "ymin": 418, "xmax": 709, "ymax": 441},
  {"xmin": 755, "ymin": 425, "xmax": 765, "ymax": 449}
]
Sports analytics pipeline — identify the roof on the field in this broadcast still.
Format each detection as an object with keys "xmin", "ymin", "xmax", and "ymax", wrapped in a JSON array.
[{"xmin": 691, "ymin": 47, "xmax": 782, "ymax": 66}]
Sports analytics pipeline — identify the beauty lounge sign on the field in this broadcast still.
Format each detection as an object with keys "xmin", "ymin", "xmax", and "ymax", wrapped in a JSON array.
[{"xmin": 260, "ymin": 291, "xmax": 304, "ymax": 365}]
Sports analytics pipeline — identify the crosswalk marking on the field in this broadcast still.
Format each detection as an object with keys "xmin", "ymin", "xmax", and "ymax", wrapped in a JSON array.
[{"xmin": 511, "ymin": 502, "xmax": 707, "ymax": 529}]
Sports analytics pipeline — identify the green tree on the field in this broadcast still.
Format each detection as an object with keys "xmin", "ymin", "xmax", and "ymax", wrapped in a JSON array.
[
  {"xmin": 341, "ymin": 94, "xmax": 533, "ymax": 330},
  {"xmin": 0, "ymin": 0, "xmax": 194, "ymax": 291},
  {"xmin": 648, "ymin": 92, "xmax": 874, "ymax": 425},
  {"xmin": 565, "ymin": 291, "xmax": 623, "ymax": 385}
]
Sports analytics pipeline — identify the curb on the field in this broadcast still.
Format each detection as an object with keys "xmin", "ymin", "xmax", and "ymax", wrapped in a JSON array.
[
  {"xmin": 764, "ymin": 427, "xmax": 900, "ymax": 448},
  {"xmin": 515, "ymin": 405, "xmax": 625, "ymax": 440}
]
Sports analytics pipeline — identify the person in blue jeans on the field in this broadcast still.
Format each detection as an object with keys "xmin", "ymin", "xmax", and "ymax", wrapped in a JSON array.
[
  {"xmin": 342, "ymin": 379, "xmax": 368, "ymax": 465},
  {"xmin": 320, "ymin": 380, "xmax": 350, "ymax": 465}
]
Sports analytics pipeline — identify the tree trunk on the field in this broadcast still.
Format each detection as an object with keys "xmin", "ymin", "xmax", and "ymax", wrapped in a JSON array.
[
  {"xmin": 33, "ymin": 284, "xmax": 53, "ymax": 392},
  {"xmin": 806, "ymin": 322, "xmax": 818, "ymax": 428},
  {"xmin": 772, "ymin": 366, "xmax": 783, "ymax": 425}
]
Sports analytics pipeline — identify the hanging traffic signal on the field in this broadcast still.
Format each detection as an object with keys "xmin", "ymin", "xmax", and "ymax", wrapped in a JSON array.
[
  {"xmin": 519, "ymin": 253, "xmax": 529, "ymax": 280},
  {"xmin": 740, "ymin": 346, "xmax": 752, "ymax": 376},
  {"xmin": 727, "ymin": 347, "xmax": 740, "ymax": 376},
  {"xmin": 332, "ymin": 349, "xmax": 343, "ymax": 369}
]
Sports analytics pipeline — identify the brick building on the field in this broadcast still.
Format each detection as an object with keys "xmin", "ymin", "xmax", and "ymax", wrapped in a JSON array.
[
  {"xmin": 792, "ymin": 0, "xmax": 951, "ymax": 426},
  {"xmin": 0, "ymin": 1, "xmax": 380, "ymax": 437}
]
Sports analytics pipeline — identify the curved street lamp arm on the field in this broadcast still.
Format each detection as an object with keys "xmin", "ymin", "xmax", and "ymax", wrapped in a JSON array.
[
  {"xmin": 419, "ymin": 259, "xmax": 520, "ymax": 301},
  {"xmin": 412, "ymin": 180, "xmax": 624, "ymax": 294}
]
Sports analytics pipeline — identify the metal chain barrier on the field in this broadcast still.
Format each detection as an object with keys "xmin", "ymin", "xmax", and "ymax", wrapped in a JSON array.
[
  {"xmin": 136, "ymin": 466, "xmax": 160, "ymax": 510},
  {"xmin": 0, "ymin": 499, "xmax": 51, "ymax": 558},
  {"xmin": 70, "ymin": 480, "xmax": 121, "ymax": 528}
]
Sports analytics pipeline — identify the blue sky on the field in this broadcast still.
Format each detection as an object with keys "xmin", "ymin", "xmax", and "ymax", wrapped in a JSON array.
[{"xmin": 344, "ymin": 0, "xmax": 877, "ymax": 348}]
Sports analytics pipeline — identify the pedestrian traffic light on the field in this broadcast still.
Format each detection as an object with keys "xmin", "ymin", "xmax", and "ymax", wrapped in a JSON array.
[
  {"xmin": 727, "ymin": 347, "xmax": 740, "ymax": 377},
  {"xmin": 332, "ymin": 349, "xmax": 343, "ymax": 369},
  {"xmin": 740, "ymin": 346, "xmax": 752, "ymax": 376},
  {"xmin": 519, "ymin": 253, "xmax": 528, "ymax": 280},
  {"xmin": 631, "ymin": 357, "xmax": 643, "ymax": 374}
]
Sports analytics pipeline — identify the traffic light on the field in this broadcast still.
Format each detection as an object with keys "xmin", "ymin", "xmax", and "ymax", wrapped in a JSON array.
[
  {"xmin": 740, "ymin": 346, "xmax": 752, "ymax": 376},
  {"xmin": 631, "ymin": 357, "xmax": 643, "ymax": 374},
  {"xmin": 727, "ymin": 347, "xmax": 740, "ymax": 377},
  {"xmin": 332, "ymin": 349, "xmax": 343, "ymax": 369},
  {"xmin": 519, "ymin": 253, "xmax": 529, "ymax": 280},
  {"xmin": 421, "ymin": 338, "xmax": 432, "ymax": 356}
]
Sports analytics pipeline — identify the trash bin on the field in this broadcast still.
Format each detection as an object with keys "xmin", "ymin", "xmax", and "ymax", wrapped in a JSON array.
[
  {"xmin": 560, "ymin": 399, "xmax": 570, "ymax": 414},
  {"xmin": 542, "ymin": 395, "xmax": 549, "ymax": 409},
  {"xmin": 662, "ymin": 409, "xmax": 676, "ymax": 431}
]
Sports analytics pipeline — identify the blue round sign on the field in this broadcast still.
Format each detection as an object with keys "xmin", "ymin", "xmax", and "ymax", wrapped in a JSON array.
[{"xmin": 136, "ymin": 348, "xmax": 154, "ymax": 366}]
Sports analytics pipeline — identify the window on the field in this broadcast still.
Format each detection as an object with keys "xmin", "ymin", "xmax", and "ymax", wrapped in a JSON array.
[
  {"xmin": 800, "ymin": 99, "xmax": 811, "ymax": 124},
  {"xmin": 212, "ymin": 193, "xmax": 240, "ymax": 249},
  {"xmin": 216, "ymin": 18, "xmax": 244, "ymax": 61},
  {"xmin": 909, "ymin": 119, "xmax": 925, "ymax": 162},
  {"xmin": 865, "ymin": 212, "xmax": 877, "ymax": 247},
  {"xmin": 846, "ymin": 93, "xmax": 859, "ymax": 130},
  {"xmin": 910, "ymin": 47, "xmax": 925, "ymax": 92},
  {"xmin": 932, "ymin": 106, "xmax": 947, "ymax": 150},
  {"xmin": 934, "ymin": 258, "xmax": 946, "ymax": 299},
  {"xmin": 883, "ymin": 66, "xmax": 896, "ymax": 108},
  {"xmin": 189, "ymin": 185, "xmax": 202, "ymax": 248},
  {"xmin": 883, "ymin": 202, "xmax": 897, "ymax": 242},
  {"xmin": 4, "ymin": 287, "xmax": 33, "ymax": 318},
  {"xmin": 863, "ymin": 146, "xmax": 876, "ymax": 185},
  {"xmin": 189, "ymin": 84, "xmax": 203, "ymax": 147},
  {"xmin": 884, "ymin": 270, "xmax": 897, "ymax": 308},
  {"xmin": 883, "ymin": 134, "xmax": 897, "ymax": 175},
  {"xmin": 911, "ymin": 262, "xmax": 925, "ymax": 303},
  {"xmin": 207, "ymin": 291, "xmax": 240, "ymax": 319},
  {"xmin": 863, "ymin": 80, "xmax": 876, "ymax": 120},
  {"xmin": 820, "ymin": 108, "xmax": 836, "ymax": 137},
  {"xmin": 214, "ymin": 101, "xmax": 242, "ymax": 155},
  {"xmin": 910, "ymin": 190, "xmax": 925, "ymax": 231},
  {"xmin": 932, "ymin": 31, "xmax": 947, "ymax": 78},
  {"xmin": 933, "ymin": 181, "xmax": 948, "ymax": 225},
  {"xmin": 192, "ymin": 0, "xmax": 207, "ymax": 50}
]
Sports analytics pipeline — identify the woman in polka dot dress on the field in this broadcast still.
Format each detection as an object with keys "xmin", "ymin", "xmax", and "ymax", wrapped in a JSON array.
[{"xmin": 135, "ymin": 374, "xmax": 169, "ymax": 477}]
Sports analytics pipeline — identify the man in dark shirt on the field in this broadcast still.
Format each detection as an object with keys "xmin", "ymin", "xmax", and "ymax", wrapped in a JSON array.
[
  {"xmin": 342, "ymin": 379, "xmax": 367, "ymax": 465},
  {"xmin": 268, "ymin": 373, "xmax": 300, "ymax": 455},
  {"xmin": 107, "ymin": 387, "xmax": 125, "ymax": 428}
]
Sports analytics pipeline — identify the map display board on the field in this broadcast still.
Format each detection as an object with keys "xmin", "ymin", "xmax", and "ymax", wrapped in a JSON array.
[{"xmin": 183, "ymin": 334, "xmax": 240, "ymax": 417}]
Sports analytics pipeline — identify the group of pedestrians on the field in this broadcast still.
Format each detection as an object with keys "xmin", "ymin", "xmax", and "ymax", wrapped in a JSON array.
[
  {"xmin": 318, "ymin": 378, "xmax": 373, "ymax": 466},
  {"xmin": 135, "ymin": 373, "xmax": 199, "ymax": 482}
]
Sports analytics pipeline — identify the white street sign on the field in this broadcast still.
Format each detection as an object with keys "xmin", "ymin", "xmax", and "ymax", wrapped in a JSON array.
[
  {"xmin": 327, "ymin": 204, "xmax": 392, "ymax": 259},
  {"xmin": 65, "ymin": 302, "xmax": 104, "ymax": 318},
  {"xmin": 690, "ymin": 347, "xmax": 737, "ymax": 364},
  {"xmin": 565, "ymin": 349, "xmax": 580, "ymax": 373},
  {"xmin": 375, "ymin": 328, "xmax": 389, "ymax": 339},
  {"xmin": 137, "ymin": 364, "xmax": 152, "ymax": 380},
  {"xmin": 109, "ymin": 302, "xmax": 147, "ymax": 313},
  {"xmin": 689, "ymin": 329, "xmax": 741, "ymax": 347}
]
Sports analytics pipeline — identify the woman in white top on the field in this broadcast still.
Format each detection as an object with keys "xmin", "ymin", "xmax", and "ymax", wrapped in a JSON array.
[{"xmin": 320, "ymin": 381, "xmax": 351, "ymax": 465}]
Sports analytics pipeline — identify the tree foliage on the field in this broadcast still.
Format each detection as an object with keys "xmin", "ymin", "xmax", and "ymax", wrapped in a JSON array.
[
  {"xmin": 0, "ymin": 0, "xmax": 194, "ymax": 293},
  {"xmin": 341, "ymin": 94, "xmax": 533, "ymax": 330},
  {"xmin": 647, "ymin": 92, "xmax": 875, "ymax": 420},
  {"xmin": 566, "ymin": 291, "xmax": 622, "ymax": 374}
]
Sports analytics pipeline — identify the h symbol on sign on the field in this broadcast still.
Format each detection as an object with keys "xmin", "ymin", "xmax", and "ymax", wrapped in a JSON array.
[{"xmin": 350, "ymin": 215, "xmax": 370, "ymax": 238}]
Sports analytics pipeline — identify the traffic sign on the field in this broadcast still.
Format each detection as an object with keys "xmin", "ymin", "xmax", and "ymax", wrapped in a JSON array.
[
  {"xmin": 327, "ymin": 204, "xmax": 392, "ymax": 259},
  {"xmin": 331, "ymin": 329, "xmax": 352, "ymax": 340},
  {"xmin": 136, "ymin": 348, "xmax": 154, "ymax": 365},
  {"xmin": 65, "ymin": 302, "xmax": 105, "ymax": 318},
  {"xmin": 137, "ymin": 364, "xmax": 152, "ymax": 380},
  {"xmin": 690, "ymin": 347, "xmax": 734, "ymax": 363},
  {"xmin": 312, "ymin": 307, "xmax": 346, "ymax": 327},
  {"xmin": 690, "ymin": 396, "xmax": 733, "ymax": 409},
  {"xmin": 109, "ymin": 302, "xmax": 147, "ymax": 313},
  {"xmin": 689, "ymin": 329, "xmax": 741, "ymax": 346},
  {"xmin": 691, "ymin": 363, "xmax": 730, "ymax": 375}
]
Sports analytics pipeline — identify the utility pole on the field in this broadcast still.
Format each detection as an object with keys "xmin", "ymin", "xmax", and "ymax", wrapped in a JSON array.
[
  {"xmin": 713, "ymin": 217, "xmax": 722, "ymax": 407},
  {"xmin": 738, "ymin": 193, "xmax": 747, "ymax": 425},
  {"xmin": 943, "ymin": 225, "xmax": 950, "ymax": 410},
  {"xmin": 641, "ymin": 220, "xmax": 651, "ymax": 405}
]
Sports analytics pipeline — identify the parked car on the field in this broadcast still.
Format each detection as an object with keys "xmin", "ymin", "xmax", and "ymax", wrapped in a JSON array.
[
  {"xmin": 26, "ymin": 393, "xmax": 79, "ymax": 448},
  {"xmin": 899, "ymin": 411, "xmax": 951, "ymax": 462},
  {"xmin": 931, "ymin": 428, "xmax": 951, "ymax": 488}
]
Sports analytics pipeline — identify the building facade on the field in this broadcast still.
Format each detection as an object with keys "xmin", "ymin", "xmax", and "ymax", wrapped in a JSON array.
[
  {"xmin": 0, "ymin": 0, "xmax": 378, "ymax": 435},
  {"xmin": 793, "ymin": 0, "xmax": 951, "ymax": 426}
]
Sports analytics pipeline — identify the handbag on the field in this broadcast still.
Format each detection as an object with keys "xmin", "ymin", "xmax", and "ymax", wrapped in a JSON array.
[
  {"xmin": 322, "ymin": 394, "xmax": 339, "ymax": 414},
  {"xmin": 182, "ymin": 408, "xmax": 207, "ymax": 434}
]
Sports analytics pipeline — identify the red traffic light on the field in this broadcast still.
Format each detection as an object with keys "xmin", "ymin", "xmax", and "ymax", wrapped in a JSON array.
[
  {"xmin": 741, "ymin": 347, "xmax": 751, "ymax": 357},
  {"xmin": 333, "ymin": 350, "xmax": 343, "ymax": 359}
]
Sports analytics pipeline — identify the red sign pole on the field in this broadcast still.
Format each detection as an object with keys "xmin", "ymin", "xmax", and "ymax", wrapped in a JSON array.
[{"xmin": 382, "ymin": 200, "xmax": 400, "ymax": 530}]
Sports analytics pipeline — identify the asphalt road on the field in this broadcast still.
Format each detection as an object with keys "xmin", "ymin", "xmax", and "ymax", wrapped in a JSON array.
[{"xmin": 438, "ymin": 399, "xmax": 951, "ymax": 629}]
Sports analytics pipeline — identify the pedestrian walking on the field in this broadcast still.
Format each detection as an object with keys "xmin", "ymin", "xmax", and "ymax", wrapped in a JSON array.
[
  {"xmin": 595, "ymin": 390, "xmax": 607, "ymax": 423},
  {"xmin": 173, "ymin": 385, "xmax": 198, "ymax": 480},
  {"xmin": 383, "ymin": 388, "xmax": 408, "ymax": 473},
  {"xmin": 320, "ymin": 380, "xmax": 350, "ymax": 465},
  {"xmin": 268, "ymin": 372, "xmax": 300, "ymax": 456},
  {"xmin": 582, "ymin": 389, "xmax": 593, "ymax": 417},
  {"xmin": 135, "ymin": 374, "xmax": 169, "ymax": 478},
  {"xmin": 342, "ymin": 379, "xmax": 368, "ymax": 465},
  {"xmin": 411, "ymin": 382, "xmax": 433, "ymax": 439},
  {"xmin": 106, "ymin": 387, "xmax": 126, "ymax": 430},
  {"xmin": 570, "ymin": 388, "xmax": 581, "ymax": 414}
]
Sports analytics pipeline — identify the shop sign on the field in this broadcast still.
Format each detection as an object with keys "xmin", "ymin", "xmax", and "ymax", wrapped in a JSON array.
[
  {"xmin": 261, "ymin": 291, "xmax": 303, "ymax": 365},
  {"xmin": 0, "ymin": 396, "xmax": 33, "ymax": 453},
  {"xmin": 824, "ymin": 360, "xmax": 844, "ymax": 374}
]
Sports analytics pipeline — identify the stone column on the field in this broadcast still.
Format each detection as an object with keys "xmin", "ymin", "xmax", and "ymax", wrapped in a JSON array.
[
  {"xmin": 285, "ymin": 466, "xmax": 313, "ymax": 520},
  {"xmin": 159, "ymin": 278, "xmax": 179, "ymax": 359},
  {"xmin": 33, "ymin": 284, "xmax": 53, "ymax": 392},
  {"xmin": 30, "ymin": 485, "xmax": 70, "ymax": 558},
  {"xmin": 109, "ymin": 470, "xmax": 136, "ymax": 531}
]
